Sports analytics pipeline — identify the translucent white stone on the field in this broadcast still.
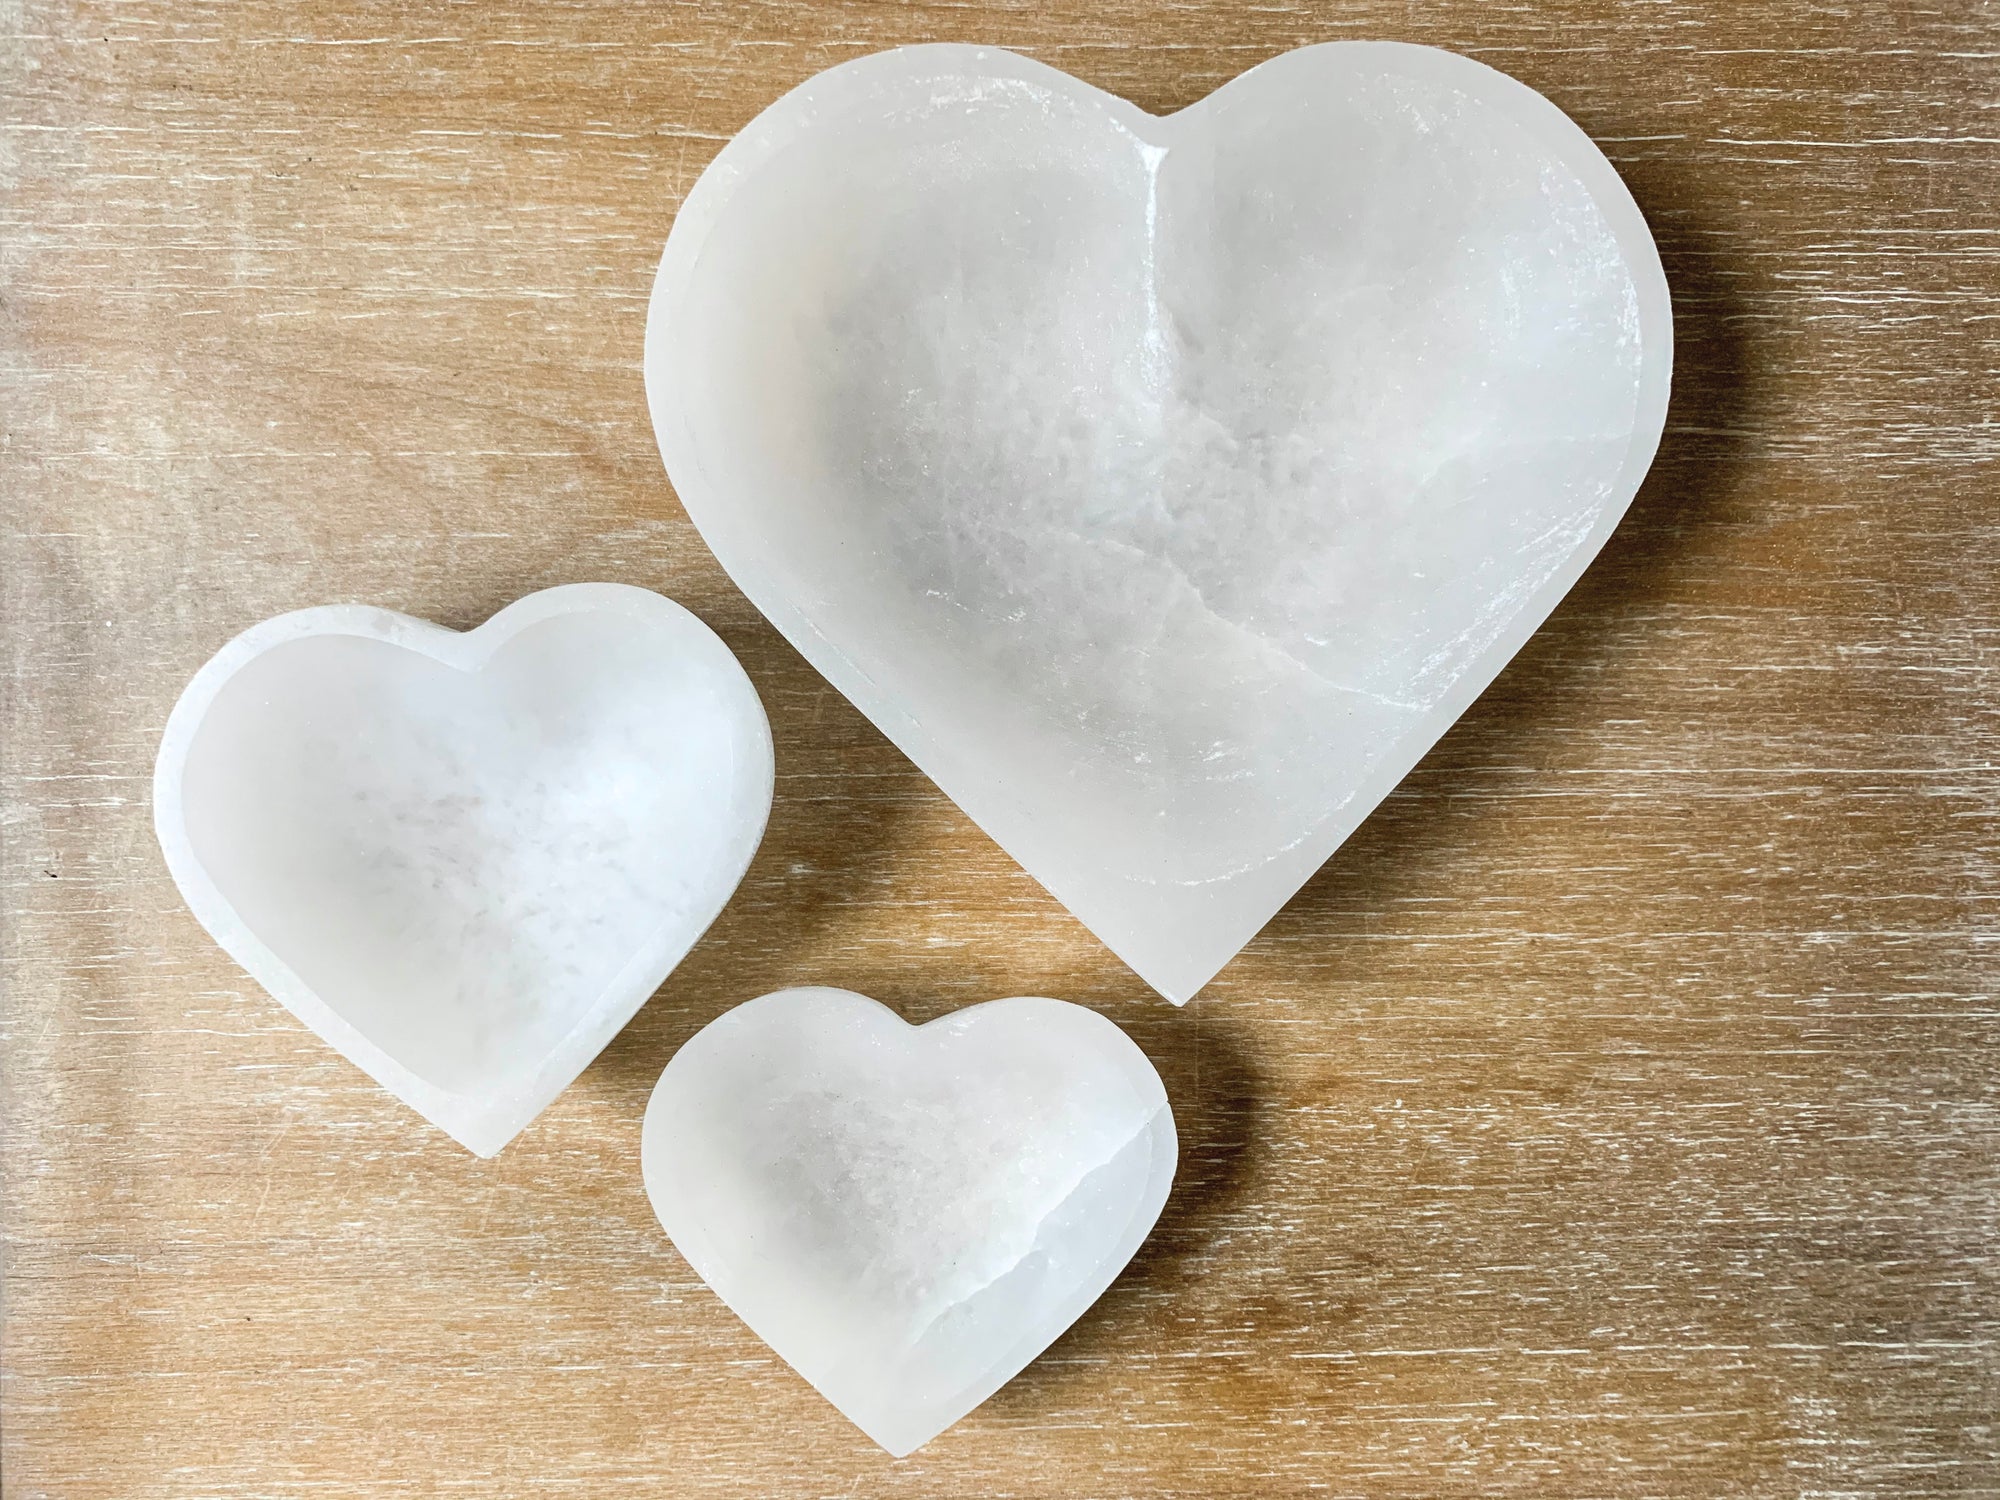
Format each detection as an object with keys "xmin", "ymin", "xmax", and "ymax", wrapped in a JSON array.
[
  {"xmin": 642, "ymin": 987, "xmax": 1177, "ymax": 1455},
  {"xmin": 645, "ymin": 42, "xmax": 1673, "ymax": 1003},
  {"xmin": 153, "ymin": 583, "xmax": 773, "ymax": 1156}
]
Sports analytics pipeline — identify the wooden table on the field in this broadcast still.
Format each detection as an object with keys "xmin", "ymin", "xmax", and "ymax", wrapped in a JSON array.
[{"xmin": 5, "ymin": 2, "xmax": 1996, "ymax": 1495}]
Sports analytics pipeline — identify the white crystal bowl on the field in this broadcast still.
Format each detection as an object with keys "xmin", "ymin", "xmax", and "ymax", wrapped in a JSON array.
[
  {"xmin": 154, "ymin": 584, "xmax": 774, "ymax": 1155},
  {"xmin": 643, "ymin": 988, "xmax": 1177, "ymax": 1455},
  {"xmin": 647, "ymin": 42, "xmax": 1672, "ymax": 1001}
]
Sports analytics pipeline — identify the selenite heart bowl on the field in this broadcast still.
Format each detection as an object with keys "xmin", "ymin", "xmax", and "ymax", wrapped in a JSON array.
[
  {"xmin": 645, "ymin": 42, "xmax": 1672, "ymax": 1002},
  {"xmin": 153, "ymin": 583, "xmax": 774, "ymax": 1155}
]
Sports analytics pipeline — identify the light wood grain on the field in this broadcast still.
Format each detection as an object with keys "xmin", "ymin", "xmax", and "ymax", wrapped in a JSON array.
[{"xmin": 4, "ymin": 2, "xmax": 1997, "ymax": 1495}]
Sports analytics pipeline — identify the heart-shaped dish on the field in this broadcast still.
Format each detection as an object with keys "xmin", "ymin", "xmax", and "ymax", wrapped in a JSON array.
[
  {"xmin": 154, "ymin": 583, "xmax": 774, "ymax": 1156},
  {"xmin": 642, "ymin": 987, "xmax": 1177, "ymax": 1456},
  {"xmin": 646, "ymin": 42, "xmax": 1672, "ymax": 1002}
]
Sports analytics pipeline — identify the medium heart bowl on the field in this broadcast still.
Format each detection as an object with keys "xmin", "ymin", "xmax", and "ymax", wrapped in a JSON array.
[
  {"xmin": 153, "ymin": 583, "xmax": 774, "ymax": 1156},
  {"xmin": 646, "ymin": 42, "xmax": 1672, "ymax": 1002}
]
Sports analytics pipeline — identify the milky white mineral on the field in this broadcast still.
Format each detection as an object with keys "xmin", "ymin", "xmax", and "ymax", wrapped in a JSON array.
[
  {"xmin": 642, "ymin": 987, "xmax": 1177, "ymax": 1455},
  {"xmin": 153, "ymin": 583, "xmax": 773, "ymax": 1156},
  {"xmin": 645, "ymin": 42, "xmax": 1673, "ymax": 1004}
]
